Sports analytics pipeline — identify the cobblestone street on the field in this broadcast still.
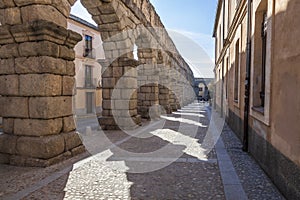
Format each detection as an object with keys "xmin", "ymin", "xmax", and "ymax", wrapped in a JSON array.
[{"xmin": 0, "ymin": 102, "xmax": 284, "ymax": 200}]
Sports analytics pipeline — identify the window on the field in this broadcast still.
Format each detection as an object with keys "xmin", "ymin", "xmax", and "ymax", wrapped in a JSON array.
[
  {"xmin": 215, "ymin": 38, "xmax": 218, "ymax": 60},
  {"xmin": 250, "ymin": 0, "xmax": 272, "ymax": 125},
  {"xmin": 85, "ymin": 35, "xmax": 92, "ymax": 50},
  {"xmin": 228, "ymin": 0, "xmax": 231, "ymax": 30},
  {"xmin": 219, "ymin": 68, "xmax": 221, "ymax": 97},
  {"xmin": 86, "ymin": 92, "xmax": 94, "ymax": 114},
  {"xmin": 199, "ymin": 87, "xmax": 203, "ymax": 92},
  {"xmin": 85, "ymin": 65, "xmax": 93, "ymax": 88},
  {"xmin": 84, "ymin": 35, "xmax": 94, "ymax": 58},
  {"xmin": 260, "ymin": 13, "xmax": 267, "ymax": 107},
  {"xmin": 234, "ymin": 39, "xmax": 240, "ymax": 102},
  {"xmin": 219, "ymin": 26, "xmax": 222, "ymax": 54},
  {"xmin": 226, "ymin": 57, "xmax": 229, "ymax": 99},
  {"xmin": 252, "ymin": 1, "xmax": 268, "ymax": 109},
  {"xmin": 0, "ymin": 116, "xmax": 3, "ymax": 134},
  {"xmin": 0, "ymin": 96, "xmax": 2, "ymax": 134}
]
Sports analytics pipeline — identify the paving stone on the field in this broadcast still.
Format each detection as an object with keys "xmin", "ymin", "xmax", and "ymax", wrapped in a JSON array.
[
  {"xmin": 0, "ymin": 102, "xmax": 285, "ymax": 200},
  {"xmin": 221, "ymin": 123, "xmax": 285, "ymax": 200}
]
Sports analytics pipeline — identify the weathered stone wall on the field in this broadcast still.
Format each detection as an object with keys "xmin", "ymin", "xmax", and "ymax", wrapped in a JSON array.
[
  {"xmin": 158, "ymin": 52, "xmax": 172, "ymax": 114},
  {"xmin": 0, "ymin": 0, "xmax": 195, "ymax": 166},
  {"xmin": 0, "ymin": 1, "xmax": 85, "ymax": 167},
  {"xmin": 137, "ymin": 46, "xmax": 159, "ymax": 119},
  {"xmin": 86, "ymin": 0, "xmax": 196, "ymax": 129}
]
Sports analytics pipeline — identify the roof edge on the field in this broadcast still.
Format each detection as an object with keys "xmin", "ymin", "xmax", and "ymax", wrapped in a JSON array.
[
  {"xmin": 69, "ymin": 14, "xmax": 98, "ymax": 31},
  {"xmin": 212, "ymin": 0, "xmax": 223, "ymax": 37}
]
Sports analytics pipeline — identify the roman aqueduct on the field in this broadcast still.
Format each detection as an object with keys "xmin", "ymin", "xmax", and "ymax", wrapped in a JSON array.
[{"xmin": 0, "ymin": 0, "xmax": 195, "ymax": 166}]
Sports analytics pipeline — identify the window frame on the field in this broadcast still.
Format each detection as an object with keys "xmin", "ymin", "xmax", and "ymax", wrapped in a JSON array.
[
  {"xmin": 85, "ymin": 35, "xmax": 93, "ymax": 50},
  {"xmin": 250, "ymin": 0, "xmax": 273, "ymax": 126},
  {"xmin": 226, "ymin": 57, "xmax": 229, "ymax": 100},
  {"xmin": 234, "ymin": 39, "xmax": 240, "ymax": 104},
  {"xmin": 260, "ymin": 12, "xmax": 268, "ymax": 108},
  {"xmin": 84, "ymin": 35, "xmax": 94, "ymax": 58}
]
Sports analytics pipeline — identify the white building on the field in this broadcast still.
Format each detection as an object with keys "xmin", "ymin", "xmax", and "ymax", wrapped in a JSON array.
[{"xmin": 67, "ymin": 14, "xmax": 105, "ymax": 116}]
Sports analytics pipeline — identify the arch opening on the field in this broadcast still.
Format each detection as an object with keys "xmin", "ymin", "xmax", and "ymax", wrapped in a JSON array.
[{"xmin": 69, "ymin": 2, "xmax": 104, "ymax": 120}]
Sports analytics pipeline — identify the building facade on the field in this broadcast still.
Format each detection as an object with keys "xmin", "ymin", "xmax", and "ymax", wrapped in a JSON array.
[
  {"xmin": 68, "ymin": 15, "xmax": 104, "ymax": 116},
  {"xmin": 213, "ymin": 0, "xmax": 300, "ymax": 199}
]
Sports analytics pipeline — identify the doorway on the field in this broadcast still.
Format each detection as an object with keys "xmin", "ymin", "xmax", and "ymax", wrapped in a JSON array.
[{"xmin": 86, "ymin": 92, "xmax": 95, "ymax": 114}]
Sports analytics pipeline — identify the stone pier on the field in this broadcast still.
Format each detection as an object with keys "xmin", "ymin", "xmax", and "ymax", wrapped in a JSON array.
[
  {"xmin": 0, "ymin": 2, "xmax": 85, "ymax": 167},
  {"xmin": 99, "ymin": 57, "xmax": 141, "ymax": 130},
  {"xmin": 158, "ymin": 53, "xmax": 172, "ymax": 114},
  {"xmin": 137, "ymin": 47, "xmax": 160, "ymax": 119}
]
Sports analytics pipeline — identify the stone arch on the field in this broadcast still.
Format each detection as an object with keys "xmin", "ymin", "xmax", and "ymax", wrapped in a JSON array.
[
  {"xmin": 198, "ymin": 82, "xmax": 206, "ymax": 98},
  {"xmin": 0, "ymin": 0, "xmax": 140, "ymax": 166},
  {"xmin": 194, "ymin": 78, "xmax": 211, "ymax": 101},
  {"xmin": 134, "ymin": 32, "xmax": 159, "ymax": 119},
  {"xmin": 80, "ymin": 1, "xmax": 146, "ymax": 130},
  {"xmin": 0, "ymin": 0, "xmax": 196, "ymax": 166}
]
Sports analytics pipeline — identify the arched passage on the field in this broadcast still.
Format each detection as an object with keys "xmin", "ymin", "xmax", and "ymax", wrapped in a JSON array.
[
  {"xmin": 0, "ymin": 0, "xmax": 196, "ymax": 167},
  {"xmin": 194, "ymin": 78, "xmax": 212, "ymax": 101}
]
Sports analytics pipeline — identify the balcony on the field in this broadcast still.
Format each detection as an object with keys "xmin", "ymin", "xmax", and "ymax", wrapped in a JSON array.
[
  {"xmin": 84, "ymin": 78, "xmax": 101, "ymax": 89},
  {"xmin": 83, "ymin": 47, "xmax": 96, "ymax": 59}
]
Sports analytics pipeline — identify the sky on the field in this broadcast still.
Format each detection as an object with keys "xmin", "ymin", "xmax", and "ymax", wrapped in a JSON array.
[{"xmin": 71, "ymin": 0, "xmax": 217, "ymax": 78}]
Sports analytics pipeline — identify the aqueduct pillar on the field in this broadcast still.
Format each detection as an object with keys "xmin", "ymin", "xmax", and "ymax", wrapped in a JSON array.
[
  {"xmin": 158, "ymin": 53, "xmax": 172, "ymax": 114},
  {"xmin": 137, "ymin": 46, "xmax": 160, "ymax": 119},
  {"xmin": 0, "ymin": 1, "xmax": 85, "ymax": 166}
]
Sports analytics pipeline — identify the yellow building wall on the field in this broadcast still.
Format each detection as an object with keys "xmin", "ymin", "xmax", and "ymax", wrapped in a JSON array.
[
  {"xmin": 270, "ymin": 0, "xmax": 300, "ymax": 166},
  {"xmin": 214, "ymin": 1, "xmax": 300, "ymax": 198}
]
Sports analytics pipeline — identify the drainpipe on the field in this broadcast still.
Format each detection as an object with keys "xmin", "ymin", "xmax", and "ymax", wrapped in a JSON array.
[{"xmin": 243, "ymin": 0, "xmax": 252, "ymax": 152}]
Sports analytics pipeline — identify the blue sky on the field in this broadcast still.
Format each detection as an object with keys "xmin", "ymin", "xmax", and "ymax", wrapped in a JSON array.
[{"xmin": 71, "ymin": 0, "xmax": 217, "ymax": 78}]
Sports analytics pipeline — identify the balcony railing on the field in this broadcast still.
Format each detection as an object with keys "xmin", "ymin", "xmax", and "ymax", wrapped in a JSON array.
[
  {"xmin": 83, "ymin": 47, "xmax": 96, "ymax": 59},
  {"xmin": 84, "ymin": 78, "xmax": 101, "ymax": 89}
]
